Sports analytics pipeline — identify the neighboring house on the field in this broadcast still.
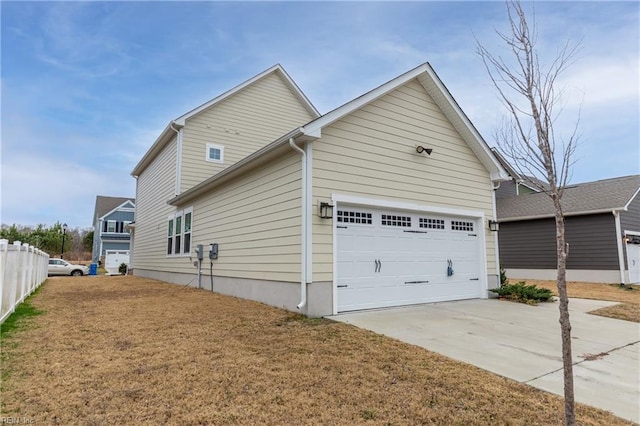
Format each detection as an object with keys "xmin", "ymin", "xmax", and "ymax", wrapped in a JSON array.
[
  {"xmin": 490, "ymin": 147, "xmax": 546, "ymax": 198},
  {"xmin": 91, "ymin": 196, "xmax": 136, "ymax": 264},
  {"xmin": 496, "ymin": 175, "xmax": 640, "ymax": 284},
  {"xmin": 131, "ymin": 63, "xmax": 510, "ymax": 316}
]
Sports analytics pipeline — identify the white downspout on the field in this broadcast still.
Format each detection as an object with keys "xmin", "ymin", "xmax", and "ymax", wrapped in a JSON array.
[
  {"xmin": 289, "ymin": 138, "xmax": 307, "ymax": 310},
  {"xmin": 491, "ymin": 182, "xmax": 501, "ymax": 283},
  {"xmin": 613, "ymin": 210, "xmax": 626, "ymax": 284},
  {"xmin": 170, "ymin": 122, "xmax": 182, "ymax": 196},
  {"xmin": 304, "ymin": 142, "xmax": 313, "ymax": 284}
]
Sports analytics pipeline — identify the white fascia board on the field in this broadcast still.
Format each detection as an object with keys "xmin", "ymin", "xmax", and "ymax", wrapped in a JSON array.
[
  {"xmin": 498, "ymin": 207, "xmax": 628, "ymax": 222},
  {"xmin": 303, "ymin": 63, "xmax": 431, "ymax": 137},
  {"xmin": 168, "ymin": 127, "xmax": 305, "ymax": 206},
  {"xmin": 277, "ymin": 65, "xmax": 321, "ymax": 118},
  {"xmin": 490, "ymin": 147, "xmax": 521, "ymax": 180},
  {"xmin": 98, "ymin": 201, "xmax": 136, "ymax": 221},
  {"xmin": 417, "ymin": 66, "xmax": 510, "ymax": 183},
  {"xmin": 175, "ymin": 64, "xmax": 319, "ymax": 125},
  {"xmin": 302, "ymin": 62, "xmax": 510, "ymax": 183},
  {"xmin": 623, "ymin": 187, "xmax": 640, "ymax": 210},
  {"xmin": 331, "ymin": 193, "xmax": 486, "ymax": 219},
  {"xmin": 131, "ymin": 122, "xmax": 182, "ymax": 177},
  {"xmin": 133, "ymin": 65, "xmax": 317, "ymax": 178}
]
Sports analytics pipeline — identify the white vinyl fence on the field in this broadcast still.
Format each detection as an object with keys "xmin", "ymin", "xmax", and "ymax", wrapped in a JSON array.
[{"xmin": 0, "ymin": 239, "xmax": 49, "ymax": 324}]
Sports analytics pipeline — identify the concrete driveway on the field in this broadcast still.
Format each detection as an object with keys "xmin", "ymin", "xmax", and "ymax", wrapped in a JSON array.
[{"xmin": 328, "ymin": 298, "xmax": 640, "ymax": 423}]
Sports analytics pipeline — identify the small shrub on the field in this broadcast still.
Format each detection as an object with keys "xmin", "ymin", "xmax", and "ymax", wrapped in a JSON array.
[
  {"xmin": 499, "ymin": 265, "xmax": 509, "ymax": 286},
  {"xmin": 118, "ymin": 262, "xmax": 128, "ymax": 275},
  {"xmin": 490, "ymin": 281, "xmax": 554, "ymax": 305}
]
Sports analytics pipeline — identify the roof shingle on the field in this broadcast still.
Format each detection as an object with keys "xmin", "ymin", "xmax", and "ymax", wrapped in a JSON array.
[
  {"xmin": 497, "ymin": 175, "xmax": 640, "ymax": 221},
  {"xmin": 94, "ymin": 196, "xmax": 135, "ymax": 222}
]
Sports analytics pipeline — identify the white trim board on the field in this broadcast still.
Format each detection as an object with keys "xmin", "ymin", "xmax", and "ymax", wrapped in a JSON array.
[{"xmin": 331, "ymin": 194, "xmax": 486, "ymax": 219}]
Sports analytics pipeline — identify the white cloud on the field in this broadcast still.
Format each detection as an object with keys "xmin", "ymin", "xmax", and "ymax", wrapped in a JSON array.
[
  {"xmin": 1, "ymin": 154, "xmax": 135, "ymax": 228},
  {"xmin": 562, "ymin": 56, "xmax": 639, "ymax": 107}
]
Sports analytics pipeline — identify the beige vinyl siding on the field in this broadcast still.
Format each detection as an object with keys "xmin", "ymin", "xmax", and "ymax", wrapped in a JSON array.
[
  {"xmin": 133, "ymin": 138, "xmax": 185, "ymax": 273},
  {"xmin": 312, "ymin": 78, "xmax": 496, "ymax": 282},
  {"xmin": 181, "ymin": 149, "xmax": 302, "ymax": 281},
  {"xmin": 180, "ymin": 73, "xmax": 315, "ymax": 193}
]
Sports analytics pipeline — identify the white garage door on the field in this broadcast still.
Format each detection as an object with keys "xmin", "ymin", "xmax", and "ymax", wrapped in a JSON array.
[{"xmin": 337, "ymin": 207, "xmax": 483, "ymax": 312}]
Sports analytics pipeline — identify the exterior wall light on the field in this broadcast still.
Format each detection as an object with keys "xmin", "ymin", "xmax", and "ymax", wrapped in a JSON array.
[
  {"xmin": 319, "ymin": 202, "xmax": 334, "ymax": 219},
  {"xmin": 416, "ymin": 146, "xmax": 433, "ymax": 155},
  {"xmin": 488, "ymin": 219, "xmax": 499, "ymax": 232}
]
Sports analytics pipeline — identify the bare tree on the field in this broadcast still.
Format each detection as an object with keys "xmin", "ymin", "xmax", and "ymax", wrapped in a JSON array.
[{"xmin": 476, "ymin": 1, "xmax": 580, "ymax": 424}]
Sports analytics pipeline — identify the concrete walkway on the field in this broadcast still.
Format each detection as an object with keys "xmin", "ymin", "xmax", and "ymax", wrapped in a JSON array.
[{"xmin": 328, "ymin": 298, "xmax": 640, "ymax": 423}]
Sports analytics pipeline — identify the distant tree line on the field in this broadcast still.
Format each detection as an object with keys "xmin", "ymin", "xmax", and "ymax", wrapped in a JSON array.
[{"xmin": 0, "ymin": 222, "xmax": 93, "ymax": 260}]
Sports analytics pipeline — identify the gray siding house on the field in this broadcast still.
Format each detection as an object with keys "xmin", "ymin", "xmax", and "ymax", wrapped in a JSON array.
[
  {"xmin": 490, "ymin": 148, "xmax": 545, "ymax": 198},
  {"xmin": 496, "ymin": 175, "xmax": 640, "ymax": 284},
  {"xmin": 91, "ymin": 196, "xmax": 136, "ymax": 263}
]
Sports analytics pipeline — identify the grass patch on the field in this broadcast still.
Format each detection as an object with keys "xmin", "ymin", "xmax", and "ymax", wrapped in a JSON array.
[
  {"xmin": 514, "ymin": 279, "xmax": 640, "ymax": 322},
  {"xmin": 0, "ymin": 276, "xmax": 633, "ymax": 425},
  {"xmin": 0, "ymin": 285, "xmax": 45, "ymax": 337},
  {"xmin": 589, "ymin": 303, "xmax": 640, "ymax": 323},
  {"xmin": 1, "ymin": 283, "xmax": 46, "ymax": 403}
]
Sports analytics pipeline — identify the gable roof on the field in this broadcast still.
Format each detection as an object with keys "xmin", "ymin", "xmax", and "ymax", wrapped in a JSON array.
[
  {"xmin": 490, "ymin": 147, "xmax": 548, "ymax": 192},
  {"xmin": 302, "ymin": 62, "xmax": 510, "ymax": 182},
  {"xmin": 497, "ymin": 175, "xmax": 640, "ymax": 221},
  {"xmin": 94, "ymin": 196, "xmax": 136, "ymax": 223},
  {"xmin": 131, "ymin": 64, "xmax": 320, "ymax": 177},
  {"xmin": 169, "ymin": 62, "xmax": 510, "ymax": 207}
]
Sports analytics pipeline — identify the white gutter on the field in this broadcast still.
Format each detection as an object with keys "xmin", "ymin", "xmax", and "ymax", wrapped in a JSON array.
[
  {"xmin": 491, "ymin": 182, "xmax": 501, "ymax": 280},
  {"xmin": 289, "ymin": 138, "xmax": 307, "ymax": 311},
  {"xmin": 169, "ymin": 127, "xmax": 304, "ymax": 206},
  {"xmin": 613, "ymin": 210, "xmax": 626, "ymax": 284},
  {"xmin": 499, "ymin": 207, "xmax": 629, "ymax": 223},
  {"xmin": 170, "ymin": 122, "xmax": 182, "ymax": 196}
]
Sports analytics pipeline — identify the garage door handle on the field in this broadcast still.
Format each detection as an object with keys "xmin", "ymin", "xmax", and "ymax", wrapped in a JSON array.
[{"xmin": 374, "ymin": 259, "xmax": 381, "ymax": 273}]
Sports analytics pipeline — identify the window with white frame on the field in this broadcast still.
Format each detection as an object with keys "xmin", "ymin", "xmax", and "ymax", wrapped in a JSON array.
[
  {"xmin": 174, "ymin": 215, "xmax": 182, "ymax": 255},
  {"xmin": 167, "ymin": 218, "xmax": 174, "ymax": 255},
  {"xmin": 167, "ymin": 207, "xmax": 193, "ymax": 256},
  {"xmin": 103, "ymin": 220, "xmax": 130, "ymax": 233},
  {"xmin": 206, "ymin": 143, "xmax": 224, "ymax": 164},
  {"xmin": 183, "ymin": 211, "xmax": 192, "ymax": 254}
]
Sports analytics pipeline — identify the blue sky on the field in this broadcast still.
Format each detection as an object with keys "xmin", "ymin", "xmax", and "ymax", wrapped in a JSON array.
[{"xmin": 2, "ymin": 1, "xmax": 638, "ymax": 228}]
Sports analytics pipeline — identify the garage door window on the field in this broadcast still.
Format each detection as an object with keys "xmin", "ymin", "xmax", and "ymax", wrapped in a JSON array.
[
  {"xmin": 337, "ymin": 210, "xmax": 372, "ymax": 224},
  {"xmin": 451, "ymin": 220, "xmax": 474, "ymax": 231},
  {"xmin": 381, "ymin": 214, "xmax": 411, "ymax": 227},
  {"xmin": 419, "ymin": 218, "xmax": 445, "ymax": 230}
]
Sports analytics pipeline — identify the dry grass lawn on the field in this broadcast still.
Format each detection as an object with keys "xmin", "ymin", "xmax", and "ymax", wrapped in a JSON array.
[
  {"xmin": 1, "ymin": 276, "xmax": 634, "ymax": 425},
  {"xmin": 520, "ymin": 279, "xmax": 640, "ymax": 323}
]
